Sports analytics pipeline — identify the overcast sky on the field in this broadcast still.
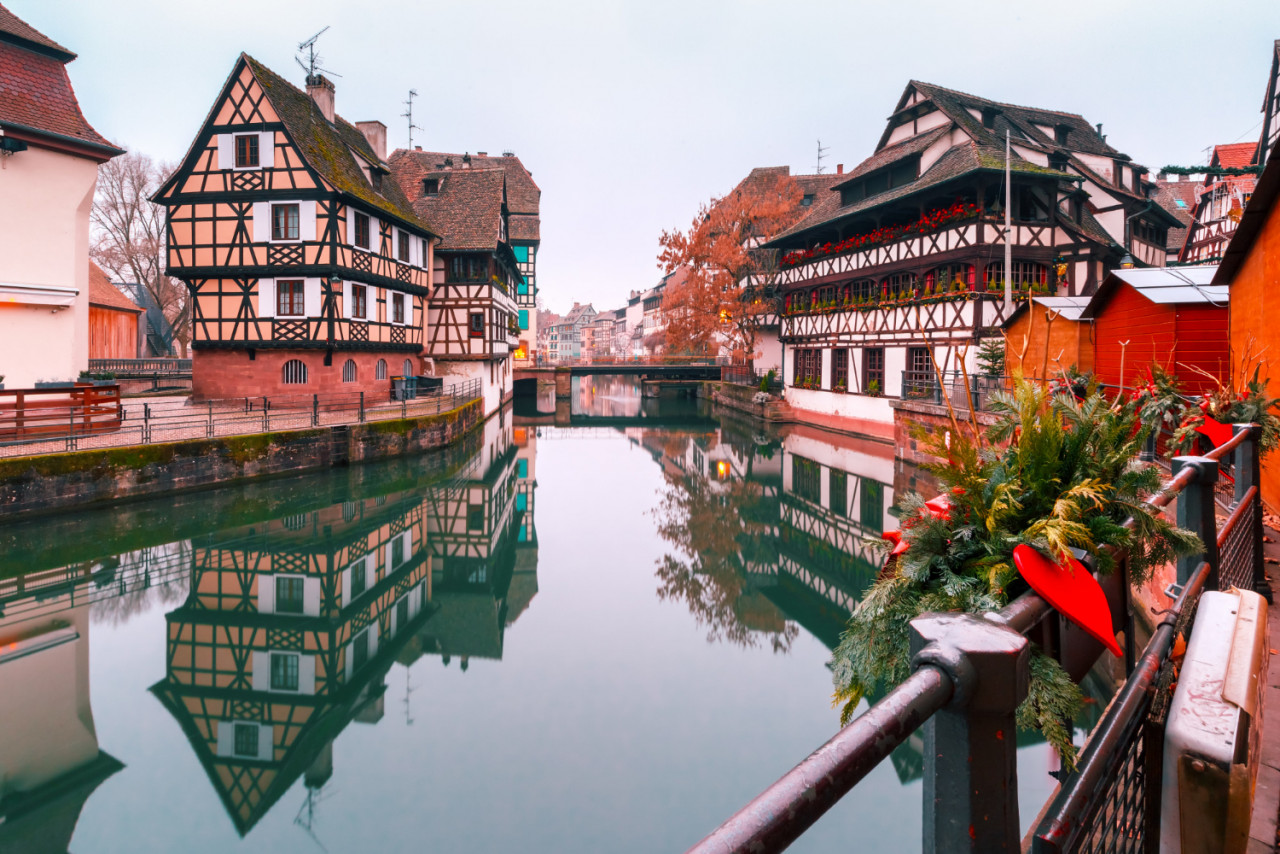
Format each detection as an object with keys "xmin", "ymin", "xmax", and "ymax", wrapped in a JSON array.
[{"xmin": 22, "ymin": 0, "xmax": 1280, "ymax": 314}]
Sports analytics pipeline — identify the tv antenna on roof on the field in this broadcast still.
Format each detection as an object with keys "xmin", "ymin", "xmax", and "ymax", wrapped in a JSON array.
[
  {"xmin": 402, "ymin": 89, "xmax": 422, "ymax": 149},
  {"xmin": 816, "ymin": 139, "xmax": 829, "ymax": 174},
  {"xmin": 296, "ymin": 26, "xmax": 341, "ymax": 82}
]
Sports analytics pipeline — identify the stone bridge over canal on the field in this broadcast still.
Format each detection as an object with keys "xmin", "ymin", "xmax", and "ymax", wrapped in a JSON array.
[{"xmin": 514, "ymin": 360, "xmax": 728, "ymax": 399}]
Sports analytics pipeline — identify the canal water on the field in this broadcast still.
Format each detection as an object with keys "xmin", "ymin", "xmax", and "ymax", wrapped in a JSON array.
[{"xmin": 0, "ymin": 376, "xmax": 1077, "ymax": 853}]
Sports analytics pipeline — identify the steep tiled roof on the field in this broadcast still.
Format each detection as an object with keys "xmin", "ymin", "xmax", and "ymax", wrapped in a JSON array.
[
  {"xmin": 1154, "ymin": 180, "xmax": 1196, "ymax": 254},
  {"xmin": 243, "ymin": 56, "xmax": 433, "ymax": 235},
  {"xmin": 510, "ymin": 213, "xmax": 539, "ymax": 242},
  {"xmin": 0, "ymin": 4, "xmax": 118, "ymax": 155},
  {"xmin": 1212, "ymin": 143, "xmax": 1257, "ymax": 170},
  {"xmin": 400, "ymin": 166, "xmax": 506, "ymax": 251},
  {"xmin": 903, "ymin": 81, "xmax": 1124, "ymax": 159},
  {"xmin": 394, "ymin": 149, "xmax": 540, "ymax": 214},
  {"xmin": 88, "ymin": 261, "xmax": 141, "ymax": 312},
  {"xmin": 0, "ymin": 3, "xmax": 72, "ymax": 59},
  {"xmin": 770, "ymin": 140, "xmax": 1062, "ymax": 244}
]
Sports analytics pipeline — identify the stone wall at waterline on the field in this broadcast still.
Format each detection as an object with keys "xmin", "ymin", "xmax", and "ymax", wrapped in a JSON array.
[{"xmin": 0, "ymin": 398, "xmax": 482, "ymax": 518}]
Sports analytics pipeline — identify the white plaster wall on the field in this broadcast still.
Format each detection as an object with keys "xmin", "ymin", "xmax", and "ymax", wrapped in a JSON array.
[
  {"xmin": 885, "ymin": 347, "xmax": 907, "ymax": 397},
  {"xmin": 434, "ymin": 357, "xmax": 513, "ymax": 419},
  {"xmin": 0, "ymin": 146, "xmax": 99, "ymax": 387},
  {"xmin": 0, "ymin": 607, "xmax": 100, "ymax": 795},
  {"xmin": 783, "ymin": 388, "xmax": 895, "ymax": 426},
  {"xmin": 753, "ymin": 330, "xmax": 782, "ymax": 376}
]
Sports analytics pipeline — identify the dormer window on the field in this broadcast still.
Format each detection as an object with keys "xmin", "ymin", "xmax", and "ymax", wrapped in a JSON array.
[
  {"xmin": 1049, "ymin": 153, "xmax": 1069, "ymax": 173},
  {"xmin": 801, "ymin": 194, "xmax": 814, "ymax": 207},
  {"xmin": 235, "ymin": 134, "xmax": 259, "ymax": 168},
  {"xmin": 371, "ymin": 171, "xmax": 382, "ymax": 192},
  {"xmin": 423, "ymin": 178, "xmax": 439, "ymax": 195},
  {"xmin": 1054, "ymin": 125, "xmax": 1070, "ymax": 145},
  {"xmin": 981, "ymin": 107, "xmax": 999, "ymax": 129}
]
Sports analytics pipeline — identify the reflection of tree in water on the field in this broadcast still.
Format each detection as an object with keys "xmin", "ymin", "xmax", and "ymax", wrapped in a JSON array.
[{"xmin": 652, "ymin": 440, "xmax": 797, "ymax": 653}]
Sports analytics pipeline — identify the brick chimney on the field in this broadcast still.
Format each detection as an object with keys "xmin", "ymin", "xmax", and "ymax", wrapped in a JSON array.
[
  {"xmin": 836, "ymin": 163, "xmax": 843, "ymax": 174},
  {"xmin": 355, "ymin": 121, "xmax": 387, "ymax": 161},
  {"xmin": 306, "ymin": 75, "xmax": 335, "ymax": 123}
]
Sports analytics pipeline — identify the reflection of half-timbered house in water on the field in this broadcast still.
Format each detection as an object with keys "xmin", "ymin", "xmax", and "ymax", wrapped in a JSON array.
[
  {"xmin": 155, "ymin": 55, "xmax": 438, "ymax": 400},
  {"xmin": 388, "ymin": 156, "xmax": 521, "ymax": 414},
  {"xmin": 409, "ymin": 413, "xmax": 530, "ymax": 667},
  {"xmin": 391, "ymin": 149, "xmax": 541, "ymax": 365},
  {"xmin": 150, "ymin": 410, "xmax": 538, "ymax": 834},
  {"xmin": 761, "ymin": 82, "xmax": 1181, "ymax": 428},
  {"xmin": 150, "ymin": 487, "xmax": 435, "ymax": 835}
]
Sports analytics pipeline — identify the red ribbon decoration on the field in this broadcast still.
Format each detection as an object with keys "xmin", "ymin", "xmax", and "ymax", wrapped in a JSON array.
[{"xmin": 1012, "ymin": 544, "xmax": 1121, "ymax": 657}]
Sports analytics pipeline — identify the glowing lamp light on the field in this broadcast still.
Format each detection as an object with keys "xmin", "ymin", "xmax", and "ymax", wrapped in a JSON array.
[
  {"xmin": 1119, "ymin": 253, "xmax": 1135, "ymax": 269},
  {"xmin": 716, "ymin": 460, "xmax": 730, "ymax": 478},
  {"xmin": 719, "ymin": 309, "xmax": 730, "ymax": 322}
]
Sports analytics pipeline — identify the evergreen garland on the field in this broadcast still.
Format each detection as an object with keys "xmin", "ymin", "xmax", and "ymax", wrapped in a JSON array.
[
  {"xmin": 1160, "ymin": 164, "xmax": 1261, "ymax": 177},
  {"xmin": 831, "ymin": 379, "xmax": 1201, "ymax": 765}
]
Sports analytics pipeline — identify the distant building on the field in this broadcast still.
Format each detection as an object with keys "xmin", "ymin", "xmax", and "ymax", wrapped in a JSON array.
[
  {"xmin": 391, "ymin": 150, "xmax": 541, "ymax": 364},
  {"xmin": 1176, "ymin": 144, "xmax": 1258, "ymax": 264},
  {"xmin": 393, "ymin": 158, "xmax": 521, "ymax": 414},
  {"xmin": 0, "ymin": 5, "xmax": 122, "ymax": 388},
  {"xmin": 87, "ymin": 261, "xmax": 142, "ymax": 359}
]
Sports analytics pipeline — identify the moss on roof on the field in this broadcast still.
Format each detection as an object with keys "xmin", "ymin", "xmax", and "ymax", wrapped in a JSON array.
[{"xmin": 244, "ymin": 55, "xmax": 436, "ymax": 236}]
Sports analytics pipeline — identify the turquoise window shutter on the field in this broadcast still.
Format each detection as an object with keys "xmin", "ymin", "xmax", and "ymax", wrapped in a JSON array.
[{"xmin": 519, "ymin": 310, "xmax": 529, "ymax": 330}]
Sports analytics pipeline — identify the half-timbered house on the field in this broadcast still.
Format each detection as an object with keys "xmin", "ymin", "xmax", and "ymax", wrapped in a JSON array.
[
  {"xmin": 1178, "ymin": 143, "xmax": 1259, "ymax": 264},
  {"xmin": 388, "ymin": 157, "xmax": 520, "ymax": 412},
  {"xmin": 761, "ymin": 81, "xmax": 1181, "ymax": 428},
  {"xmin": 154, "ymin": 55, "xmax": 438, "ymax": 400},
  {"xmin": 391, "ymin": 149, "xmax": 541, "ymax": 364}
]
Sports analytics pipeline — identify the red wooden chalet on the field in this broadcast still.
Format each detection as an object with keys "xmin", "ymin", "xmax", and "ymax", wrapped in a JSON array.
[{"xmin": 1081, "ymin": 266, "xmax": 1228, "ymax": 396}]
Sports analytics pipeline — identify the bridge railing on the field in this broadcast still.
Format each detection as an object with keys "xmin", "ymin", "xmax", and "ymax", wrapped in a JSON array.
[
  {"xmin": 87, "ymin": 358, "xmax": 192, "ymax": 377},
  {"xmin": 687, "ymin": 424, "xmax": 1267, "ymax": 854}
]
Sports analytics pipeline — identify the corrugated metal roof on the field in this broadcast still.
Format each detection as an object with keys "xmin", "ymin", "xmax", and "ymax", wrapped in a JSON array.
[
  {"xmin": 1030, "ymin": 295, "xmax": 1091, "ymax": 321},
  {"xmin": 1111, "ymin": 265, "xmax": 1226, "ymax": 304}
]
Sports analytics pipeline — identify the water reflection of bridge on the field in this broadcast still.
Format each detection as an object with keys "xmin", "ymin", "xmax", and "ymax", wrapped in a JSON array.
[{"xmin": 0, "ymin": 405, "xmax": 540, "ymax": 844}]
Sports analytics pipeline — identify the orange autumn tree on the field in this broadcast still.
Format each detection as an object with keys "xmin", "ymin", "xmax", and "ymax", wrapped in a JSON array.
[{"xmin": 658, "ymin": 172, "xmax": 804, "ymax": 359}]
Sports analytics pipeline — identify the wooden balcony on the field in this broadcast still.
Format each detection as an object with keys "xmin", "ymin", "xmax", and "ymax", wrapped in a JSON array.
[
  {"xmin": 772, "ymin": 217, "xmax": 1066, "ymax": 288},
  {"xmin": 780, "ymin": 290, "xmax": 1027, "ymax": 343}
]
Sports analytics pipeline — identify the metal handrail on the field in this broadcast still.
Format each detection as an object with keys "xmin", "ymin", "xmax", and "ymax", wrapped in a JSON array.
[
  {"xmin": 688, "ymin": 667, "xmax": 954, "ymax": 854},
  {"xmin": 686, "ymin": 425, "xmax": 1261, "ymax": 854},
  {"xmin": 1031, "ymin": 559, "xmax": 1213, "ymax": 852}
]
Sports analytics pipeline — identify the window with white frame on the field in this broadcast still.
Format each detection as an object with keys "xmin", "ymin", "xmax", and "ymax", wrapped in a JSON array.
[
  {"xmin": 376, "ymin": 359, "xmax": 387, "ymax": 380},
  {"xmin": 392, "ymin": 293, "xmax": 405, "ymax": 324},
  {"xmin": 272, "ymin": 204, "xmax": 300, "ymax": 241}
]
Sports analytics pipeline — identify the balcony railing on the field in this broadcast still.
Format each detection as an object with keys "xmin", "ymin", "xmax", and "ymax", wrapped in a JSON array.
[
  {"xmin": 688, "ymin": 424, "xmax": 1268, "ymax": 853},
  {"xmin": 776, "ymin": 215, "xmax": 1061, "ymax": 287}
]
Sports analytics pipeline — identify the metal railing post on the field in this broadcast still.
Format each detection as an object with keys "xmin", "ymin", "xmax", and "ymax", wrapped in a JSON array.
[
  {"xmin": 1139, "ymin": 429, "xmax": 1156, "ymax": 463},
  {"xmin": 1232, "ymin": 423, "xmax": 1270, "ymax": 601},
  {"xmin": 207, "ymin": 401, "xmax": 213, "ymax": 439},
  {"xmin": 911, "ymin": 612, "xmax": 1029, "ymax": 854},
  {"xmin": 1171, "ymin": 456, "xmax": 1220, "ymax": 590},
  {"xmin": 143, "ymin": 403, "xmax": 151, "ymax": 444},
  {"xmin": 312, "ymin": 394, "xmax": 319, "ymax": 427}
]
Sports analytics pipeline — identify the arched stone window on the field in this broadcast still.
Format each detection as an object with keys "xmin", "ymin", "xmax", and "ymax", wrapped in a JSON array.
[
  {"xmin": 342, "ymin": 359, "xmax": 357, "ymax": 383},
  {"xmin": 376, "ymin": 359, "xmax": 387, "ymax": 380},
  {"xmin": 402, "ymin": 359, "xmax": 413, "ymax": 377},
  {"xmin": 282, "ymin": 359, "xmax": 308, "ymax": 384}
]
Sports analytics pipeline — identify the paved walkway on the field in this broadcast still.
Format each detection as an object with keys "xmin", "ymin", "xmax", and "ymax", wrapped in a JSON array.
[
  {"xmin": 1250, "ymin": 524, "xmax": 1280, "ymax": 852},
  {"xmin": 0, "ymin": 392, "xmax": 477, "ymax": 459}
]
